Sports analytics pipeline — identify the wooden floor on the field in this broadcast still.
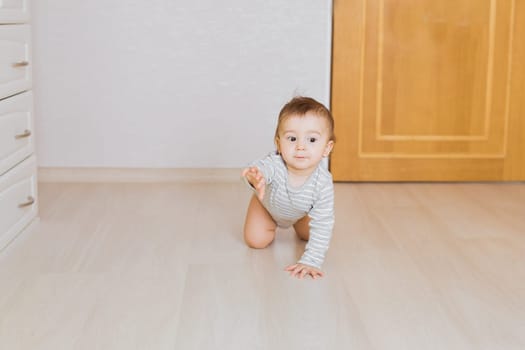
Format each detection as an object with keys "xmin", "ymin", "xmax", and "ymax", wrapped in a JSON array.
[{"xmin": 1, "ymin": 181, "xmax": 524, "ymax": 349}]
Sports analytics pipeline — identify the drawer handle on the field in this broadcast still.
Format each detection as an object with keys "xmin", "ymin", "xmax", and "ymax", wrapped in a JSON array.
[
  {"xmin": 15, "ymin": 130, "xmax": 32, "ymax": 139},
  {"xmin": 12, "ymin": 61, "xmax": 30, "ymax": 68},
  {"xmin": 18, "ymin": 196, "xmax": 35, "ymax": 208}
]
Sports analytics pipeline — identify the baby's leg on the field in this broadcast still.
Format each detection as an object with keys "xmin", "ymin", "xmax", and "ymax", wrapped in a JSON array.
[
  {"xmin": 243, "ymin": 194, "xmax": 277, "ymax": 248},
  {"xmin": 293, "ymin": 216, "xmax": 310, "ymax": 241}
]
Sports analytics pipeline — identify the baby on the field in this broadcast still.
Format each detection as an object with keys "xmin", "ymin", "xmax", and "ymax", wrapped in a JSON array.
[{"xmin": 242, "ymin": 96, "xmax": 335, "ymax": 279}]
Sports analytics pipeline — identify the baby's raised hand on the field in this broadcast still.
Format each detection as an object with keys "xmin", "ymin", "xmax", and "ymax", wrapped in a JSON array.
[
  {"xmin": 242, "ymin": 166, "xmax": 266, "ymax": 201},
  {"xmin": 285, "ymin": 263, "xmax": 325, "ymax": 280}
]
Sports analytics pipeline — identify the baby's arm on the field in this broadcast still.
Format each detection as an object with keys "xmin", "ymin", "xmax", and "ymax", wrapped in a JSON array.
[
  {"xmin": 242, "ymin": 166, "xmax": 266, "ymax": 200},
  {"xmin": 242, "ymin": 153, "xmax": 277, "ymax": 201},
  {"xmin": 298, "ymin": 181, "xmax": 335, "ymax": 271}
]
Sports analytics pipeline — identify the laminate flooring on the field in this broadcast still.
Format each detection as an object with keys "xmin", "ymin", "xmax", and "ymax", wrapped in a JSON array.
[{"xmin": 1, "ymin": 182, "xmax": 524, "ymax": 349}]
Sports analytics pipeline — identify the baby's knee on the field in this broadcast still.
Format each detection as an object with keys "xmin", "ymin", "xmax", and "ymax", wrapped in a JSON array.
[{"xmin": 244, "ymin": 230, "xmax": 274, "ymax": 249}]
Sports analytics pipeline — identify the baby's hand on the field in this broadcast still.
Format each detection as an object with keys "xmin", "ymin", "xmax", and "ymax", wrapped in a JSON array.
[
  {"xmin": 285, "ymin": 263, "xmax": 324, "ymax": 280},
  {"xmin": 242, "ymin": 166, "xmax": 266, "ymax": 201}
]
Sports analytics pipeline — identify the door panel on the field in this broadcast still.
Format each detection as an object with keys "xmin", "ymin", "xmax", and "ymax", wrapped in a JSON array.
[{"xmin": 331, "ymin": 0, "xmax": 525, "ymax": 181}]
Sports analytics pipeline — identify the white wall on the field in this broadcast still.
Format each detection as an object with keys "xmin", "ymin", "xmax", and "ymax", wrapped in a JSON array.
[{"xmin": 32, "ymin": 0, "xmax": 332, "ymax": 168}]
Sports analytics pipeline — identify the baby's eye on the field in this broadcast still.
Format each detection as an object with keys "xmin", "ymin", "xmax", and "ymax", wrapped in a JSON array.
[
  {"xmin": 287, "ymin": 136, "xmax": 297, "ymax": 142},
  {"xmin": 309, "ymin": 137, "xmax": 317, "ymax": 143}
]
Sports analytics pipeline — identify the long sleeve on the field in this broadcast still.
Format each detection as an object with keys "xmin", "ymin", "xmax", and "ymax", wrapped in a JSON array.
[
  {"xmin": 248, "ymin": 153, "xmax": 277, "ymax": 185},
  {"xmin": 298, "ymin": 180, "xmax": 335, "ymax": 269}
]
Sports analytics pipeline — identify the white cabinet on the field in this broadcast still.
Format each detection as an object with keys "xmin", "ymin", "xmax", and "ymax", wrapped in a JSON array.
[
  {"xmin": 0, "ymin": 91, "xmax": 34, "ymax": 175},
  {"xmin": 0, "ymin": 0, "xmax": 30, "ymax": 24},
  {"xmin": 0, "ymin": 25, "xmax": 32, "ymax": 100},
  {"xmin": 0, "ymin": 0, "xmax": 37, "ymax": 251},
  {"xmin": 0, "ymin": 155, "xmax": 37, "ymax": 250}
]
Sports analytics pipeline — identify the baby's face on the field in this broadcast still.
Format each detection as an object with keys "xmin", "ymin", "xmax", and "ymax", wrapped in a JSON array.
[{"xmin": 276, "ymin": 113, "xmax": 333, "ymax": 175}]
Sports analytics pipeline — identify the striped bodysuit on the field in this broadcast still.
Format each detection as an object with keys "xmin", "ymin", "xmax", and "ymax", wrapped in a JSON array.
[{"xmin": 248, "ymin": 152, "xmax": 335, "ymax": 269}]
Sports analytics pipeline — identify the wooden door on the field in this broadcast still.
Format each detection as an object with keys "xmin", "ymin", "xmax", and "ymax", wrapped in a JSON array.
[{"xmin": 331, "ymin": 0, "xmax": 525, "ymax": 181}]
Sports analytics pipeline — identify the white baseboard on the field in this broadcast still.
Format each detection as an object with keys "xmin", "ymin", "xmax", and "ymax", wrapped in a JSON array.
[{"xmin": 38, "ymin": 167, "xmax": 243, "ymax": 183}]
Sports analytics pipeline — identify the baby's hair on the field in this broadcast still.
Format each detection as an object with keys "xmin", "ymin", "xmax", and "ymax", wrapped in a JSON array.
[{"xmin": 274, "ymin": 96, "xmax": 336, "ymax": 142}]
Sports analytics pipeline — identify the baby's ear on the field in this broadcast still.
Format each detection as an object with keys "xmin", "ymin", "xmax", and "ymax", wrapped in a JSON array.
[
  {"xmin": 323, "ymin": 140, "xmax": 334, "ymax": 157},
  {"xmin": 274, "ymin": 137, "xmax": 281, "ymax": 154}
]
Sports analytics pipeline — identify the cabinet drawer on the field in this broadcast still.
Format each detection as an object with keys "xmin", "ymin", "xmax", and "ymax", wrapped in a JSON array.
[
  {"xmin": 0, "ymin": 91, "xmax": 34, "ymax": 175},
  {"xmin": 0, "ymin": 155, "xmax": 37, "ymax": 251},
  {"xmin": 0, "ymin": 0, "xmax": 30, "ymax": 24},
  {"xmin": 0, "ymin": 24, "xmax": 31, "ymax": 100}
]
